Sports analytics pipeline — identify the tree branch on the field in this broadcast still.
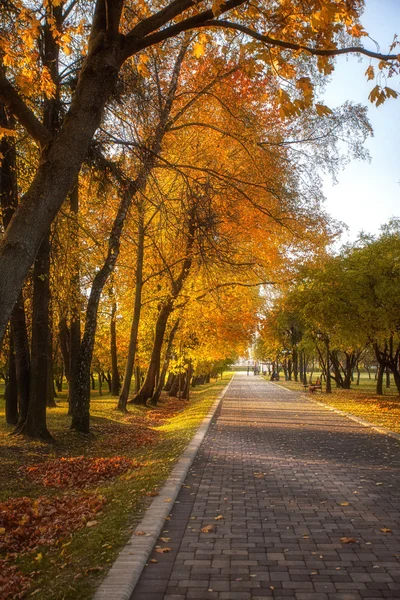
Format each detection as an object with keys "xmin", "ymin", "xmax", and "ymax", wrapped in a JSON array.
[
  {"xmin": 0, "ymin": 68, "xmax": 52, "ymax": 148},
  {"xmin": 131, "ymin": 13, "xmax": 398, "ymax": 62}
]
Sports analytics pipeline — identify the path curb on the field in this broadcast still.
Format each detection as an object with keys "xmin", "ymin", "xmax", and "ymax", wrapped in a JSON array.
[
  {"xmin": 308, "ymin": 396, "xmax": 400, "ymax": 443},
  {"xmin": 93, "ymin": 377, "xmax": 233, "ymax": 600},
  {"xmin": 272, "ymin": 380, "xmax": 400, "ymax": 443}
]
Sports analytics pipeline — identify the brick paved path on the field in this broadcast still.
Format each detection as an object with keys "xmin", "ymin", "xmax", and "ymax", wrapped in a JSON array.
[{"xmin": 131, "ymin": 374, "xmax": 400, "ymax": 600}]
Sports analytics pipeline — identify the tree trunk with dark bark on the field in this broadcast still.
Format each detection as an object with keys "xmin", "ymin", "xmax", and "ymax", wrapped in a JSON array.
[
  {"xmin": 6, "ymin": 338, "xmax": 19, "ymax": 425},
  {"xmin": 20, "ymin": 233, "xmax": 53, "ymax": 440},
  {"xmin": 118, "ymin": 214, "xmax": 144, "ymax": 410},
  {"xmin": 169, "ymin": 373, "xmax": 181, "ymax": 398},
  {"xmin": 0, "ymin": 105, "xmax": 31, "ymax": 428},
  {"xmin": 68, "ymin": 181, "xmax": 81, "ymax": 415},
  {"xmin": 325, "ymin": 340, "xmax": 332, "ymax": 393},
  {"xmin": 131, "ymin": 302, "xmax": 173, "ymax": 405},
  {"xmin": 376, "ymin": 363, "xmax": 384, "ymax": 395},
  {"xmin": 110, "ymin": 302, "xmax": 120, "ymax": 396},
  {"xmin": 151, "ymin": 319, "xmax": 179, "ymax": 405}
]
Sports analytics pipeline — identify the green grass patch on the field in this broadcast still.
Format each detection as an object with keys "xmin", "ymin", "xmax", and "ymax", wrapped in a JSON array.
[{"xmin": 0, "ymin": 374, "xmax": 232, "ymax": 600}]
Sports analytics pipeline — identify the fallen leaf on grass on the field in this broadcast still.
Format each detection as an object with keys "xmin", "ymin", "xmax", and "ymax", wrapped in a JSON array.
[
  {"xmin": 86, "ymin": 521, "xmax": 98, "ymax": 528},
  {"xmin": 22, "ymin": 457, "xmax": 141, "ymax": 489}
]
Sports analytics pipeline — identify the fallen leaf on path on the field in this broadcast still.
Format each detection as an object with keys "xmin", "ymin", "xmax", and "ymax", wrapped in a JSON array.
[
  {"xmin": 155, "ymin": 547, "xmax": 171, "ymax": 554},
  {"xmin": 380, "ymin": 528, "xmax": 392, "ymax": 533},
  {"xmin": 340, "ymin": 537, "xmax": 357, "ymax": 544},
  {"xmin": 201, "ymin": 525, "xmax": 213, "ymax": 533},
  {"xmin": 214, "ymin": 515, "xmax": 223, "ymax": 521}
]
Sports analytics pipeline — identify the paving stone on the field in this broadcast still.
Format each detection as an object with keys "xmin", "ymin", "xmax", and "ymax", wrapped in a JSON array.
[{"xmin": 130, "ymin": 375, "xmax": 400, "ymax": 600}]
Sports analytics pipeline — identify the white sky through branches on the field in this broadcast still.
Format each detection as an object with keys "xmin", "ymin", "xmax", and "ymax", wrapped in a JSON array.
[{"xmin": 322, "ymin": 0, "xmax": 400, "ymax": 241}]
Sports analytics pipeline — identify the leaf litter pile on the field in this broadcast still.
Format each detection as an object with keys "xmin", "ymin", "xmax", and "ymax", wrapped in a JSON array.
[
  {"xmin": 0, "ymin": 494, "xmax": 106, "ymax": 599},
  {"xmin": 23, "ymin": 456, "xmax": 141, "ymax": 488},
  {"xmin": 0, "ymin": 393, "xmax": 206, "ymax": 599}
]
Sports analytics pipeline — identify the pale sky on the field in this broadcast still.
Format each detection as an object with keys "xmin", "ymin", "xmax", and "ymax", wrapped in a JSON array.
[{"xmin": 322, "ymin": 0, "xmax": 400, "ymax": 242}]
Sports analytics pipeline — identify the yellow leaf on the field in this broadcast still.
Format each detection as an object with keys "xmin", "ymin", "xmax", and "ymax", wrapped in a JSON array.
[
  {"xmin": 35, "ymin": 553, "xmax": 43, "ymax": 562},
  {"xmin": 137, "ymin": 54, "xmax": 150, "ymax": 77},
  {"xmin": 192, "ymin": 42, "xmax": 204, "ymax": 59},
  {"xmin": 380, "ymin": 528, "xmax": 392, "ymax": 533},
  {"xmin": 368, "ymin": 85, "xmax": 380, "ymax": 104},
  {"xmin": 365, "ymin": 65, "xmax": 375, "ymax": 81},
  {"xmin": 0, "ymin": 126, "xmax": 18, "ymax": 139},
  {"xmin": 315, "ymin": 104, "xmax": 333, "ymax": 117},
  {"xmin": 214, "ymin": 515, "xmax": 223, "ymax": 520},
  {"xmin": 340, "ymin": 502, "xmax": 349, "ymax": 506},
  {"xmin": 155, "ymin": 547, "xmax": 171, "ymax": 553},
  {"xmin": 385, "ymin": 87, "xmax": 398, "ymax": 99},
  {"xmin": 212, "ymin": 0, "xmax": 223, "ymax": 17},
  {"xmin": 201, "ymin": 525, "xmax": 213, "ymax": 533},
  {"xmin": 350, "ymin": 24, "xmax": 367, "ymax": 37},
  {"xmin": 0, "ymin": 527, "xmax": 5, "ymax": 534}
]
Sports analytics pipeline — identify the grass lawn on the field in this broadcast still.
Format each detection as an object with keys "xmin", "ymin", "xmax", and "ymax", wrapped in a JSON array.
[
  {"xmin": 0, "ymin": 374, "xmax": 232, "ymax": 600},
  {"xmin": 275, "ymin": 374, "xmax": 400, "ymax": 434}
]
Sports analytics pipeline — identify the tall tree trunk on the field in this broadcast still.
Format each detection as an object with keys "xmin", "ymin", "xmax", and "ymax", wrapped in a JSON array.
[
  {"xmin": 131, "ymin": 302, "xmax": 173, "ymax": 405},
  {"xmin": 59, "ymin": 317, "xmax": 71, "ymax": 383},
  {"xmin": 181, "ymin": 361, "xmax": 193, "ymax": 400},
  {"xmin": 169, "ymin": 372, "xmax": 181, "ymax": 398},
  {"xmin": 118, "ymin": 213, "xmax": 145, "ymax": 410},
  {"xmin": 293, "ymin": 347, "xmax": 298, "ymax": 382},
  {"xmin": 385, "ymin": 367, "xmax": 390, "ymax": 388},
  {"xmin": 18, "ymin": 8, "xmax": 62, "ymax": 439},
  {"xmin": 110, "ymin": 302, "xmax": 120, "ymax": 396},
  {"xmin": 46, "ymin": 308, "xmax": 57, "ymax": 408},
  {"xmin": 20, "ymin": 232, "xmax": 53, "ymax": 440},
  {"xmin": 376, "ymin": 363, "xmax": 384, "ymax": 395},
  {"xmin": 47, "ymin": 354, "xmax": 57, "ymax": 408},
  {"xmin": 151, "ymin": 319, "xmax": 179, "ymax": 405},
  {"xmin": 6, "ymin": 337, "xmax": 19, "ymax": 425},
  {"xmin": 325, "ymin": 339, "xmax": 332, "ymax": 393},
  {"xmin": 68, "ymin": 181, "xmax": 81, "ymax": 415},
  {"xmin": 70, "ymin": 181, "xmax": 148, "ymax": 432},
  {"xmin": 0, "ymin": 105, "xmax": 31, "ymax": 428}
]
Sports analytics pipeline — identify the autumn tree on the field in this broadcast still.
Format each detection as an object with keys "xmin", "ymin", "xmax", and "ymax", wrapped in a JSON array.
[{"xmin": 0, "ymin": 0, "xmax": 399, "ymax": 347}]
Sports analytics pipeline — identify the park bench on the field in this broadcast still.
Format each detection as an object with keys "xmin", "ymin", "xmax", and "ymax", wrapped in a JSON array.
[{"xmin": 305, "ymin": 377, "xmax": 322, "ymax": 393}]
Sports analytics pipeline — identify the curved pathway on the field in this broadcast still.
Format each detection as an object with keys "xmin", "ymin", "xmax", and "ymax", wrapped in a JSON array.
[{"xmin": 131, "ymin": 373, "xmax": 400, "ymax": 600}]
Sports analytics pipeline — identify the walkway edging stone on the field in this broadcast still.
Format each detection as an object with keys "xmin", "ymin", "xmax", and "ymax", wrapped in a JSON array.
[
  {"xmin": 309, "ymin": 396, "xmax": 400, "ymax": 442},
  {"xmin": 272, "ymin": 380, "xmax": 400, "ymax": 443},
  {"xmin": 93, "ymin": 377, "xmax": 233, "ymax": 600}
]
